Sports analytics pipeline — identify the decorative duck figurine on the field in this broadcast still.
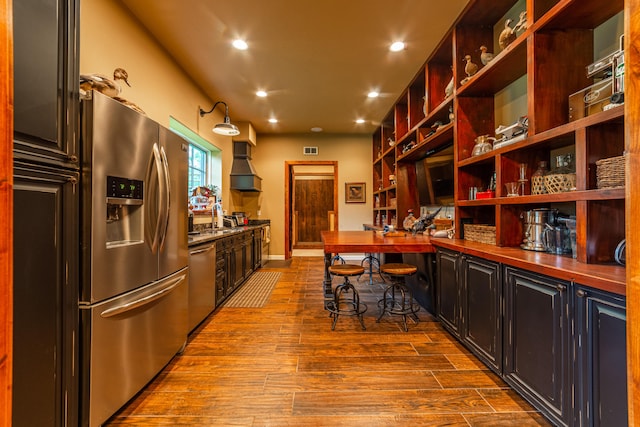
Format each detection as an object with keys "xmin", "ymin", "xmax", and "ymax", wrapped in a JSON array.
[
  {"xmin": 80, "ymin": 67, "xmax": 131, "ymax": 97},
  {"xmin": 499, "ymin": 19, "xmax": 517, "ymax": 50},
  {"xmin": 479, "ymin": 45, "xmax": 495, "ymax": 65},
  {"xmin": 513, "ymin": 11, "xmax": 527, "ymax": 34},
  {"xmin": 445, "ymin": 75, "xmax": 454, "ymax": 97},
  {"xmin": 464, "ymin": 55, "xmax": 478, "ymax": 77}
]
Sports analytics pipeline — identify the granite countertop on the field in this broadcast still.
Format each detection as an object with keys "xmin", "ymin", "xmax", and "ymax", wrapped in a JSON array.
[{"xmin": 188, "ymin": 221, "xmax": 269, "ymax": 246}]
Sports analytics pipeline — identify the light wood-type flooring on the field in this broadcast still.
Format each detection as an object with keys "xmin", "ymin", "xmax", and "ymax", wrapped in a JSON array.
[{"xmin": 106, "ymin": 257, "xmax": 551, "ymax": 426}]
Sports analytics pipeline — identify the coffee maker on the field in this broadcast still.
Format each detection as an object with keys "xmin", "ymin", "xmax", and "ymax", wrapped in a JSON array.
[{"xmin": 520, "ymin": 208, "xmax": 558, "ymax": 251}]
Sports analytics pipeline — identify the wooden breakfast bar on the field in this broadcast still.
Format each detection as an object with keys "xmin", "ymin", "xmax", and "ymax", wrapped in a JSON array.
[{"xmin": 320, "ymin": 230, "xmax": 435, "ymax": 308}]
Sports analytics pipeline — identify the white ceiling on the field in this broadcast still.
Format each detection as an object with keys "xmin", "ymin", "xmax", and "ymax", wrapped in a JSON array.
[{"xmin": 120, "ymin": 0, "xmax": 470, "ymax": 135}]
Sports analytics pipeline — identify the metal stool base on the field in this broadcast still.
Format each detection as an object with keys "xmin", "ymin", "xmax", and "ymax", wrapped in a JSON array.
[
  {"xmin": 376, "ymin": 281, "xmax": 420, "ymax": 332},
  {"xmin": 326, "ymin": 277, "xmax": 367, "ymax": 330}
]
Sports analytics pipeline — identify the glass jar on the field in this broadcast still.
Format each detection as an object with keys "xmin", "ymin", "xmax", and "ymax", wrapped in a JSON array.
[{"xmin": 531, "ymin": 161, "xmax": 548, "ymax": 195}]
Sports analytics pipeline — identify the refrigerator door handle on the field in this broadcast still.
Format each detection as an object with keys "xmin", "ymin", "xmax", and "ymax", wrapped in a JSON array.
[
  {"xmin": 99, "ymin": 274, "xmax": 186, "ymax": 318},
  {"xmin": 147, "ymin": 143, "xmax": 166, "ymax": 253},
  {"xmin": 158, "ymin": 146, "xmax": 171, "ymax": 250}
]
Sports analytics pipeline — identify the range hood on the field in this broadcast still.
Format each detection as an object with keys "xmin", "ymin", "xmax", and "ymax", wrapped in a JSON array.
[{"xmin": 230, "ymin": 141, "xmax": 262, "ymax": 192}]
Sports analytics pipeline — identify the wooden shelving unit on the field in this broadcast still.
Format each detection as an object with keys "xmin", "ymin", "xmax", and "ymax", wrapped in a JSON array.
[{"xmin": 371, "ymin": 0, "xmax": 626, "ymax": 268}]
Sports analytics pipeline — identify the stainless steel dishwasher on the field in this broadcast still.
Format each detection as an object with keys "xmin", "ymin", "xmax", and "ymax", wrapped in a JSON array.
[{"xmin": 188, "ymin": 242, "xmax": 216, "ymax": 331}]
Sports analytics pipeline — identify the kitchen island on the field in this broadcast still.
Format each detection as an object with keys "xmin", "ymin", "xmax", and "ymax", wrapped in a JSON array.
[{"xmin": 320, "ymin": 230, "xmax": 435, "ymax": 309}]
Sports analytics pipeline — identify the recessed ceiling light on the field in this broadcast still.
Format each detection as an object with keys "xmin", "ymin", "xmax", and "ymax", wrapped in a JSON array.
[
  {"xmin": 256, "ymin": 90, "xmax": 268, "ymax": 97},
  {"xmin": 232, "ymin": 39, "xmax": 248, "ymax": 50},
  {"xmin": 311, "ymin": 127, "xmax": 323, "ymax": 133},
  {"xmin": 268, "ymin": 118, "xmax": 278, "ymax": 123},
  {"xmin": 355, "ymin": 119, "xmax": 366, "ymax": 124},
  {"xmin": 367, "ymin": 91, "xmax": 380, "ymax": 98},
  {"xmin": 389, "ymin": 41, "xmax": 405, "ymax": 52}
]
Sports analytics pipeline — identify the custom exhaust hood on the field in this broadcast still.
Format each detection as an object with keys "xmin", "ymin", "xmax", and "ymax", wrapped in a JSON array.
[{"xmin": 230, "ymin": 141, "xmax": 262, "ymax": 192}]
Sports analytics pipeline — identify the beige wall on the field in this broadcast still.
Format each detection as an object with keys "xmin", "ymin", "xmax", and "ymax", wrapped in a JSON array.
[
  {"xmin": 80, "ymin": 0, "xmax": 236, "ymax": 206},
  {"xmin": 251, "ymin": 133, "xmax": 372, "ymax": 257},
  {"xmin": 80, "ymin": 0, "xmax": 373, "ymax": 258}
]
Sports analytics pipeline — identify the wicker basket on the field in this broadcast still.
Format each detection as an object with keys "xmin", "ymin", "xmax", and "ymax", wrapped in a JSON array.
[
  {"xmin": 596, "ymin": 155, "xmax": 625, "ymax": 189},
  {"xmin": 531, "ymin": 176, "xmax": 548, "ymax": 195},
  {"xmin": 544, "ymin": 173, "xmax": 576, "ymax": 193},
  {"xmin": 463, "ymin": 224, "xmax": 496, "ymax": 245}
]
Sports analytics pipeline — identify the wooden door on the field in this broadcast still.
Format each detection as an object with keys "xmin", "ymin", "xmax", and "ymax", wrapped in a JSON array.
[{"xmin": 294, "ymin": 178, "xmax": 333, "ymax": 247}]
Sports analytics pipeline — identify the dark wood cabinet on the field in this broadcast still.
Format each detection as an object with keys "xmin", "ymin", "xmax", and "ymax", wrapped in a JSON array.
[
  {"xmin": 12, "ymin": 162, "xmax": 79, "ymax": 427},
  {"xmin": 503, "ymin": 266, "xmax": 571, "ymax": 427},
  {"xmin": 436, "ymin": 249, "xmax": 501, "ymax": 372},
  {"xmin": 215, "ymin": 237, "xmax": 231, "ymax": 305},
  {"xmin": 13, "ymin": 0, "xmax": 79, "ymax": 168},
  {"xmin": 461, "ymin": 256, "xmax": 501, "ymax": 373},
  {"xmin": 436, "ymin": 249, "xmax": 460, "ymax": 336},
  {"xmin": 574, "ymin": 285, "xmax": 628, "ymax": 427},
  {"xmin": 12, "ymin": 0, "xmax": 79, "ymax": 425},
  {"xmin": 242, "ymin": 232, "xmax": 253, "ymax": 279},
  {"xmin": 253, "ymin": 228, "xmax": 263, "ymax": 270}
]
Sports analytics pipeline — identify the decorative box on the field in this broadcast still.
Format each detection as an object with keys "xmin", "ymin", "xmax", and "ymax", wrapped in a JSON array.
[
  {"xmin": 568, "ymin": 77, "xmax": 612, "ymax": 122},
  {"xmin": 475, "ymin": 190, "xmax": 495, "ymax": 199}
]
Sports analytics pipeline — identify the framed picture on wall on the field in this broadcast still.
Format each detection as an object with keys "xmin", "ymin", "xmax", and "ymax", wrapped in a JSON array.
[{"xmin": 345, "ymin": 182, "xmax": 366, "ymax": 203}]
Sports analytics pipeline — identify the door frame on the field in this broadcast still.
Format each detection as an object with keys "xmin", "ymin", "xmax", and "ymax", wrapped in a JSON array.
[{"xmin": 284, "ymin": 161, "xmax": 338, "ymax": 259}]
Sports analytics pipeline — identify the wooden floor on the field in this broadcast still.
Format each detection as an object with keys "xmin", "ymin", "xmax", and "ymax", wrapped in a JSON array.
[{"xmin": 106, "ymin": 257, "xmax": 552, "ymax": 426}]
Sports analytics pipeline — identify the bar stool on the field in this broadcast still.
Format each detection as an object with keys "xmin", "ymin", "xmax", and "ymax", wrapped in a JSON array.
[
  {"xmin": 326, "ymin": 264, "xmax": 367, "ymax": 330},
  {"xmin": 376, "ymin": 263, "xmax": 420, "ymax": 332}
]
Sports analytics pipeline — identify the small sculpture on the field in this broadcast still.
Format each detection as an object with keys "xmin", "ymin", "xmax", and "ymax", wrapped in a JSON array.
[
  {"xmin": 460, "ymin": 55, "xmax": 478, "ymax": 85},
  {"xmin": 80, "ymin": 68, "xmax": 131, "ymax": 97},
  {"xmin": 445, "ymin": 75, "xmax": 454, "ymax": 97},
  {"xmin": 499, "ymin": 19, "xmax": 517, "ymax": 50},
  {"xmin": 80, "ymin": 68, "xmax": 146, "ymax": 114},
  {"xmin": 410, "ymin": 207, "xmax": 442, "ymax": 236},
  {"xmin": 514, "ymin": 11, "xmax": 527, "ymax": 34},
  {"xmin": 464, "ymin": 55, "xmax": 478, "ymax": 77},
  {"xmin": 479, "ymin": 45, "xmax": 495, "ymax": 65}
]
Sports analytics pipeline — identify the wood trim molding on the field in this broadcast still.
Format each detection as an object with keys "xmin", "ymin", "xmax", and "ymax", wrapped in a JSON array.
[
  {"xmin": 284, "ymin": 161, "xmax": 338, "ymax": 258},
  {"xmin": 0, "ymin": 0, "xmax": 13, "ymax": 424},
  {"xmin": 626, "ymin": 1, "xmax": 639, "ymax": 424}
]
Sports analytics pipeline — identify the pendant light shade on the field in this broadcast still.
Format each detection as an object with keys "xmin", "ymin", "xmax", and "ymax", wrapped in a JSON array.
[{"xmin": 199, "ymin": 101, "xmax": 241, "ymax": 136}]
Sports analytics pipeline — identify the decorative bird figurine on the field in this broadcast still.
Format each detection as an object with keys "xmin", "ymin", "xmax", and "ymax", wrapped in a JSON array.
[
  {"xmin": 80, "ymin": 67, "xmax": 131, "ymax": 98},
  {"xmin": 513, "ymin": 11, "xmax": 527, "ymax": 34},
  {"xmin": 410, "ymin": 207, "xmax": 443, "ymax": 236},
  {"xmin": 445, "ymin": 75, "xmax": 454, "ymax": 97},
  {"xmin": 464, "ymin": 55, "xmax": 478, "ymax": 77},
  {"xmin": 499, "ymin": 19, "xmax": 517, "ymax": 50},
  {"xmin": 479, "ymin": 45, "xmax": 495, "ymax": 65}
]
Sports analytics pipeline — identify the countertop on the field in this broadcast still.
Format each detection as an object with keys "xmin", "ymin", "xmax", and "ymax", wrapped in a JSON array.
[{"xmin": 188, "ymin": 221, "xmax": 269, "ymax": 247}]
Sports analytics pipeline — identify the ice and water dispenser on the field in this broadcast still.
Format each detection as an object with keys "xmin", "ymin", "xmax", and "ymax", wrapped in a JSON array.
[{"xmin": 106, "ymin": 175, "xmax": 144, "ymax": 247}]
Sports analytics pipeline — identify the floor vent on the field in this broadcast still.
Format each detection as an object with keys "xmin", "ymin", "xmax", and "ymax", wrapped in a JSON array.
[{"xmin": 303, "ymin": 146, "xmax": 318, "ymax": 155}]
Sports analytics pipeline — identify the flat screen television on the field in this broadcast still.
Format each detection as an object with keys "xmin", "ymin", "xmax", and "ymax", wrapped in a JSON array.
[{"xmin": 415, "ymin": 143, "xmax": 454, "ymax": 206}]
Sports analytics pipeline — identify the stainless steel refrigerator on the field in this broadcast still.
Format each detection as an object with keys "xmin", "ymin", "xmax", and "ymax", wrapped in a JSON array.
[{"xmin": 79, "ymin": 91, "xmax": 189, "ymax": 426}]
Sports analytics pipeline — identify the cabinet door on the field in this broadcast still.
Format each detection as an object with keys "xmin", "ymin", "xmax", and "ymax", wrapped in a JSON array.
[
  {"xmin": 574, "ymin": 286, "xmax": 627, "ymax": 427},
  {"xmin": 436, "ymin": 249, "xmax": 460, "ymax": 336},
  {"xmin": 461, "ymin": 256, "xmax": 501, "ymax": 373},
  {"xmin": 243, "ymin": 234, "xmax": 253, "ymax": 278},
  {"xmin": 503, "ymin": 267, "xmax": 570, "ymax": 426},
  {"xmin": 215, "ymin": 239, "xmax": 229, "ymax": 305},
  {"xmin": 13, "ymin": 0, "xmax": 79, "ymax": 167},
  {"xmin": 253, "ymin": 231, "xmax": 262, "ymax": 270},
  {"xmin": 12, "ymin": 162, "xmax": 78, "ymax": 427}
]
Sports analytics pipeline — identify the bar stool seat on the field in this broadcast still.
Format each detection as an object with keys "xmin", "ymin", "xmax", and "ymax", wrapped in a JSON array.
[
  {"xmin": 326, "ymin": 264, "xmax": 367, "ymax": 330},
  {"xmin": 376, "ymin": 263, "xmax": 420, "ymax": 331}
]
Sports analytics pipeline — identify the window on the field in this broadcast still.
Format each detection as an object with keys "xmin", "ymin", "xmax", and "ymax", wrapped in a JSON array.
[
  {"xmin": 169, "ymin": 117, "xmax": 222, "ymax": 194},
  {"xmin": 188, "ymin": 144, "xmax": 207, "ymax": 190}
]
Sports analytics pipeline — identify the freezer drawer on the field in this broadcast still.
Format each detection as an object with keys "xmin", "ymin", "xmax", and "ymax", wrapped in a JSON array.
[
  {"xmin": 188, "ymin": 243, "xmax": 216, "ymax": 331},
  {"xmin": 81, "ymin": 268, "xmax": 188, "ymax": 427}
]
